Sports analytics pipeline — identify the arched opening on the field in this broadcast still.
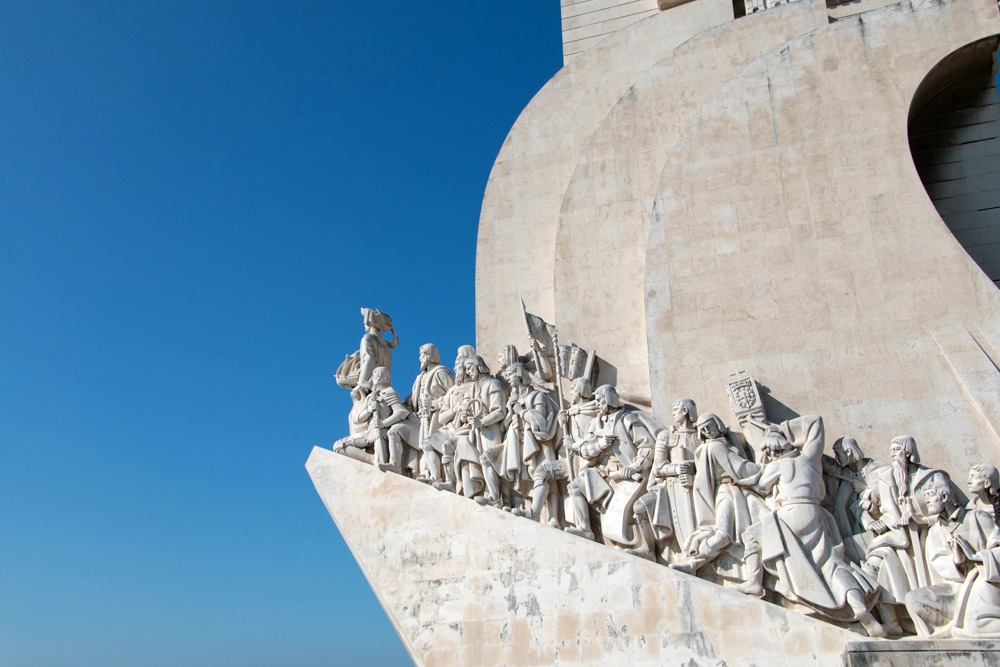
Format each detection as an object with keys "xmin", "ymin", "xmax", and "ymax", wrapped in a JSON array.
[{"xmin": 908, "ymin": 35, "xmax": 1000, "ymax": 288}]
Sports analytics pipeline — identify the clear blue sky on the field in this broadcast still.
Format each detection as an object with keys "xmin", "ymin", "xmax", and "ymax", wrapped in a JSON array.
[{"xmin": 0, "ymin": 3, "xmax": 561, "ymax": 665}]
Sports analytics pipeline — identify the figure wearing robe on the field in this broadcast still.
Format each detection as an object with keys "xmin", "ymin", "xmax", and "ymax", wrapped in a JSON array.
[{"xmin": 741, "ymin": 416, "xmax": 882, "ymax": 634}]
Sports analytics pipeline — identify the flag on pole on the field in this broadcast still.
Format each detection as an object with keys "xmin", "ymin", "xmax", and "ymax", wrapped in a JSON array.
[{"xmin": 520, "ymin": 299, "xmax": 557, "ymax": 351}]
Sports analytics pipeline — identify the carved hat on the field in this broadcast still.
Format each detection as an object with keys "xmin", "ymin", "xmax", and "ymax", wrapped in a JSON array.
[{"xmin": 361, "ymin": 307, "xmax": 393, "ymax": 332}]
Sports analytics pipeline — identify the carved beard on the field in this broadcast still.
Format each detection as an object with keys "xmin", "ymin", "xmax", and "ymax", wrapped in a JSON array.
[{"xmin": 892, "ymin": 458, "xmax": 910, "ymax": 496}]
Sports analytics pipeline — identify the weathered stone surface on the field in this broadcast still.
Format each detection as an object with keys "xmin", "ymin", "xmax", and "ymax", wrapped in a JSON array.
[
  {"xmin": 643, "ymin": 0, "xmax": 1000, "ymax": 477},
  {"xmin": 478, "ymin": 0, "xmax": 1000, "ymax": 480},
  {"xmin": 307, "ymin": 447, "xmax": 860, "ymax": 666},
  {"xmin": 845, "ymin": 640, "xmax": 1000, "ymax": 666}
]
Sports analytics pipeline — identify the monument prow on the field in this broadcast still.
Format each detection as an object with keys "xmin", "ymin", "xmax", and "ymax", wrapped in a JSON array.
[{"xmin": 308, "ymin": 446, "xmax": 860, "ymax": 666}]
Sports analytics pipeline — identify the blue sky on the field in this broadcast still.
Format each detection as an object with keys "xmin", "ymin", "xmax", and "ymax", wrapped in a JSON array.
[{"xmin": 0, "ymin": 3, "xmax": 561, "ymax": 665}]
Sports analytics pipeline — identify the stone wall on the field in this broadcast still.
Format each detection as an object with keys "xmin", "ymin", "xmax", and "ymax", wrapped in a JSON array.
[
  {"xmin": 477, "ymin": 0, "xmax": 1000, "ymax": 477},
  {"xmin": 560, "ymin": 0, "xmax": 663, "ymax": 63}
]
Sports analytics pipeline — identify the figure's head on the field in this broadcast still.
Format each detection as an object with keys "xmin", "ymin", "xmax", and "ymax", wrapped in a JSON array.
[
  {"xmin": 832, "ymin": 437, "xmax": 863, "ymax": 467},
  {"xmin": 464, "ymin": 355, "xmax": 489, "ymax": 381},
  {"xmin": 569, "ymin": 377, "xmax": 593, "ymax": 403},
  {"xmin": 890, "ymin": 436, "xmax": 919, "ymax": 466},
  {"xmin": 923, "ymin": 480, "xmax": 955, "ymax": 517},
  {"xmin": 760, "ymin": 425, "xmax": 792, "ymax": 458},
  {"xmin": 506, "ymin": 362, "xmax": 529, "ymax": 389},
  {"xmin": 361, "ymin": 307, "xmax": 392, "ymax": 332},
  {"xmin": 593, "ymin": 384, "xmax": 621, "ymax": 414},
  {"xmin": 498, "ymin": 344, "xmax": 518, "ymax": 371},
  {"xmin": 969, "ymin": 464, "xmax": 1000, "ymax": 497},
  {"xmin": 370, "ymin": 366, "xmax": 391, "ymax": 389},
  {"xmin": 457, "ymin": 345, "xmax": 476, "ymax": 360},
  {"xmin": 672, "ymin": 398, "xmax": 697, "ymax": 427},
  {"xmin": 419, "ymin": 343, "xmax": 439, "ymax": 370},
  {"xmin": 695, "ymin": 413, "xmax": 725, "ymax": 441}
]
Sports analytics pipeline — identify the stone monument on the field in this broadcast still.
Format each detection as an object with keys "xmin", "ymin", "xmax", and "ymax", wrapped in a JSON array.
[{"xmin": 310, "ymin": 0, "xmax": 1000, "ymax": 663}]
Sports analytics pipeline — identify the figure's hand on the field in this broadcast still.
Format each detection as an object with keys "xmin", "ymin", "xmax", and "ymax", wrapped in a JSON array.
[
  {"xmin": 620, "ymin": 466, "xmax": 640, "ymax": 482},
  {"xmin": 686, "ymin": 531, "xmax": 708, "ymax": 556},
  {"xmin": 869, "ymin": 520, "xmax": 888, "ymax": 535},
  {"xmin": 470, "ymin": 416, "xmax": 483, "ymax": 430},
  {"xmin": 602, "ymin": 434, "xmax": 618, "ymax": 449},
  {"xmin": 676, "ymin": 461, "xmax": 694, "ymax": 476},
  {"xmin": 899, "ymin": 510, "xmax": 916, "ymax": 526},
  {"xmin": 678, "ymin": 473, "xmax": 694, "ymax": 487}
]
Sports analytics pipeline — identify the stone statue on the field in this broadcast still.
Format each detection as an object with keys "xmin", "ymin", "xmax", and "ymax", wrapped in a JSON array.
[
  {"xmin": 407, "ymin": 344, "xmax": 455, "ymax": 484},
  {"xmin": 564, "ymin": 384, "xmax": 657, "ymax": 544},
  {"xmin": 562, "ymin": 377, "xmax": 599, "ymax": 444},
  {"xmin": 354, "ymin": 308, "xmax": 398, "ymax": 397},
  {"xmin": 630, "ymin": 398, "xmax": 699, "ymax": 563},
  {"xmin": 362, "ymin": 366, "xmax": 420, "ymax": 476},
  {"xmin": 428, "ymin": 352, "xmax": 483, "ymax": 497},
  {"xmin": 740, "ymin": 417, "xmax": 886, "ymax": 637},
  {"xmin": 332, "ymin": 387, "xmax": 376, "ymax": 464},
  {"xmin": 968, "ymin": 464, "xmax": 1000, "ymax": 515},
  {"xmin": 861, "ymin": 435, "xmax": 951, "ymax": 635},
  {"xmin": 496, "ymin": 341, "xmax": 554, "ymax": 392},
  {"xmin": 502, "ymin": 362, "xmax": 561, "ymax": 524},
  {"xmin": 437, "ymin": 349, "xmax": 480, "ymax": 496},
  {"xmin": 328, "ymin": 307, "xmax": 1000, "ymax": 641},
  {"xmin": 903, "ymin": 479, "xmax": 1000, "ymax": 637},
  {"xmin": 672, "ymin": 413, "xmax": 762, "ymax": 583},
  {"xmin": 822, "ymin": 436, "xmax": 877, "ymax": 564},
  {"xmin": 460, "ymin": 355, "xmax": 508, "ymax": 506}
]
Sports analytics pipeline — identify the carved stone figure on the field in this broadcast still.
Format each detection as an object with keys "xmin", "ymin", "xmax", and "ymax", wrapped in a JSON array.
[
  {"xmin": 672, "ymin": 413, "xmax": 762, "ymax": 583},
  {"xmin": 564, "ymin": 385, "xmax": 657, "ymax": 545},
  {"xmin": 562, "ymin": 377, "xmax": 599, "ymax": 444},
  {"xmin": 354, "ymin": 308, "xmax": 398, "ymax": 397},
  {"xmin": 740, "ymin": 417, "xmax": 885, "ymax": 637},
  {"xmin": 496, "ymin": 341, "xmax": 554, "ymax": 392},
  {"xmin": 332, "ymin": 387, "xmax": 375, "ymax": 464},
  {"xmin": 630, "ymin": 398, "xmax": 699, "ymax": 563},
  {"xmin": 903, "ymin": 479, "xmax": 999, "ymax": 637},
  {"xmin": 407, "ymin": 344, "xmax": 455, "ymax": 484},
  {"xmin": 433, "ymin": 349, "xmax": 477, "ymax": 493},
  {"xmin": 501, "ymin": 362, "xmax": 561, "ymax": 524},
  {"xmin": 362, "ymin": 367, "xmax": 420, "ymax": 476},
  {"xmin": 861, "ymin": 435, "xmax": 951, "ymax": 635},
  {"xmin": 822, "ymin": 437, "xmax": 877, "ymax": 564},
  {"xmin": 458, "ymin": 355, "xmax": 508, "ymax": 506},
  {"xmin": 968, "ymin": 464, "xmax": 1000, "ymax": 515}
]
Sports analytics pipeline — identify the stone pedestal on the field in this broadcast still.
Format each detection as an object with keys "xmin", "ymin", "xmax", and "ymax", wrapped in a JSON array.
[
  {"xmin": 308, "ymin": 447, "xmax": 862, "ymax": 666},
  {"xmin": 846, "ymin": 640, "xmax": 1000, "ymax": 667}
]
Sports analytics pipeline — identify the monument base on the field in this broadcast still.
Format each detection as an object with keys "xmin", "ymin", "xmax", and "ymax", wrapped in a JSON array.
[
  {"xmin": 846, "ymin": 640, "xmax": 1000, "ymax": 667},
  {"xmin": 308, "ymin": 447, "xmax": 869, "ymax": 666}
]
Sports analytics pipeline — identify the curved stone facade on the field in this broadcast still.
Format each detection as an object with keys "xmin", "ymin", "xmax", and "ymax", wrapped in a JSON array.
[{"xmin": 477, "ymin": 0, "xmax": 1000, "ymax": 477}]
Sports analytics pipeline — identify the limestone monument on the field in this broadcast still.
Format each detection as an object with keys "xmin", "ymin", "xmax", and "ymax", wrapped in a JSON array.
[{"xmin": 310, "ymin": 0, "xmax": 1000, "ymax": 664}]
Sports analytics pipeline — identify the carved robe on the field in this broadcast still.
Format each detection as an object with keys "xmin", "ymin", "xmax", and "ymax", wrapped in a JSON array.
[
  {"xmin": 457, "ymin": 375, "xmax": 507, "ymax": 477},
  {"xmin": 575, "ymin": 408, "xmax": 655, "ymax": 510},
  {"xmin": 821, "ymin": 455, "xmax": 877, "ymax": 564},
  {"xmin": 744, "ymin": 416, "xmax": 878, "ymax": 620},
  {"xmin": 905, "ymin": 506, "xmax": 997, "ymax": 637},
  {"xmin": 502, "ymin": 386, "xmax": 559, "ymax": 488},
  {"xmin": 407, "ymin": 363, "xmax": 455, "ymax": 448},
  {"xmin": 864, "ymin": 463, "xmax": 950, "ymax": 604},
  {"xmin": 643, "ymin": 427, "xmax": 699, "ymax": 555},
  {"xmin": 358, "ymin": 331, "xmax": 392, "ymax": 390},
  {"xmin": 689, "ymin": 431, "xmax": 763, "ymax": 582}
]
